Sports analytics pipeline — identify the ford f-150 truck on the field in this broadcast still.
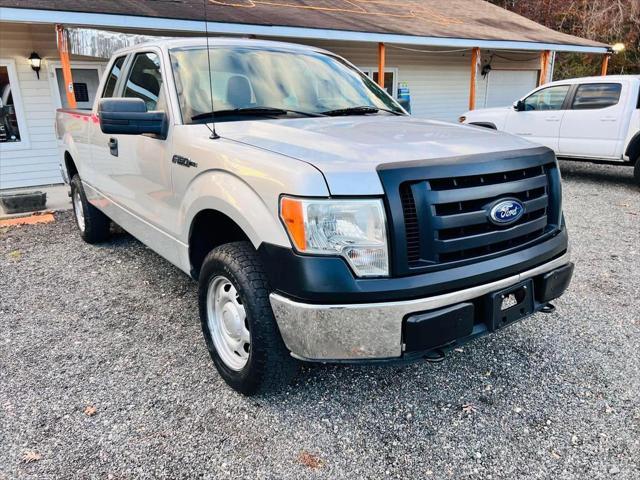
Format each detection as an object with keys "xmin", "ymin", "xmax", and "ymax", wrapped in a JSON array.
[
  {"xmin": 56, "ymin": 38, "xmax": 574, "ymax": 395},
  {"xmin": 460, "ymin": 75, "xmax": 640, "ymax": 186}
]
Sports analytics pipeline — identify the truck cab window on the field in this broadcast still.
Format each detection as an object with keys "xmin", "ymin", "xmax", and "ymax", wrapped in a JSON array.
[
  {"xmin": 102, "ymin": 56, "xmax": 126, "ymax": 98},
  {"xmin": 572, "ymin": 83, "xmax": 622, "ymax": 110},
  {"xmin": 124, "ymin": 53, "xmax": 165, "ymax": 111},
  {"xmin": 523, "ymin": 85, "xmax": 570, "ymax": 111}
]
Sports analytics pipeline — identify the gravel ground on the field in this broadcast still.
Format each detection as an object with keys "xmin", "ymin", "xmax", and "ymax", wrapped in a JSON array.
[{"xmin": 1, "ymin": 160, "xmax": 639, "ymax": 479}]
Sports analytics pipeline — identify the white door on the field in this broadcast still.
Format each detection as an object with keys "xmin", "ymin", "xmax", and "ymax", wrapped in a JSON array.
[
  {"xmin": 558, "ymin": 82, "xmax": 625, "ymax": 158},
  {"xmin": 504, "ymin": 84, "xmax": 571, "ymax": 151},
  {"xmin": 50, "ymin": 62, "xmax": 104, "ymax": 110},
  {"xmin": 483, "ymin": 70, "xmax": 538, "ymax": 108}
]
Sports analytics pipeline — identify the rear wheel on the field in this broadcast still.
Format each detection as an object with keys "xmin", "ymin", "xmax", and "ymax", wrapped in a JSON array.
[
  {"xmin": 70, "ymin": 174, "xmax": 111, "ymax": 243},
  {"xmin": 198, "ymin": 241, "xmax": 298, "ymax": 395},
  {"xmin": 634, "ymin": 157, "xmax": 640, "ymax": 187}
]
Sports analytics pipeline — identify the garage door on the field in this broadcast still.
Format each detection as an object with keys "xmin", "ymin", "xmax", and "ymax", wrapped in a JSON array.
[{"xmin": 484, "ymin": 70, "xmax": 539, "ymax": 108}]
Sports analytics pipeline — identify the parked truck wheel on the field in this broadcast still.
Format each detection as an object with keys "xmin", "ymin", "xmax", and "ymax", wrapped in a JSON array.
[
  {"xmin": 198, "ymin": 241, "xmax": 299, "ymax": 395},
  {"xmin": 634, "ymin": 157, "xmax": 640, "ymax": 187},
  {"xmin": 70, "ymin": 175, "xmax": 111, "ymax": 244}
]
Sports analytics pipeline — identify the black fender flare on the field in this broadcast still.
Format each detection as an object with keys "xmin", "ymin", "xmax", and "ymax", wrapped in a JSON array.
[{"xmin": 625, "ymin": 131, "xmax": 640, "ymax": 164}]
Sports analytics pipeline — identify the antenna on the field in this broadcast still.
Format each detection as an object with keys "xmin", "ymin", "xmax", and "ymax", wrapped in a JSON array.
[{"xmin": 203, "ymin": 0, "xmax": 220, "ymax": 139}]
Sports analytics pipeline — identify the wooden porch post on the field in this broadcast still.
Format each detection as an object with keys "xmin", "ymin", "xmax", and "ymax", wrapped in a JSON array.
[
  {"xmin": 601, "ymin": 54, "xmax": 610, "ymax": 76},
  {"xmin": 56, "ymin": 25, "xmax": 77, "ymax": 109},
  {"xmin": 377, "ymin": 42, "xmax": 386, "ymax": 88},
  {"xmin": 468, "ymin": 47, "xmax": 480, "ymax": 111},
  {"xmin": 538, "ymin": 50, "xmax": 551, "ymax": 86}
]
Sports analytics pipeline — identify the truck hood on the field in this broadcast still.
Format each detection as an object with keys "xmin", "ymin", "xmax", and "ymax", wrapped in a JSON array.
[{"xmin": 218, "ymin": 116, "xmax": 538, "ymax": 195}]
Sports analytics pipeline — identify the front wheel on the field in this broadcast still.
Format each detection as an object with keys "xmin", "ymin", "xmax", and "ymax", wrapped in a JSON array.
[
  {"xmin": 634, "ymin": 157, "xmax": 640, "ymax": 187},
  {"xmin": 198, "ymin": 241, "xmax": 299, "ymax": 395}
]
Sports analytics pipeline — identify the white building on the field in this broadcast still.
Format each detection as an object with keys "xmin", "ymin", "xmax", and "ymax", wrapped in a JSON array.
[{"xmin": 0, "ymin": 0, "xmax": 608, "ymax": 190}]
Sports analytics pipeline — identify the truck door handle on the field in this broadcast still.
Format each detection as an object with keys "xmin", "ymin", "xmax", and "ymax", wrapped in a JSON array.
[
  {"xmin": 108, "ymin": 137, "xmax": 118, "ymax": 157},
  {"xmin": 545, "ymin": 117, "xmax": 560, "ymax": 122},
  {"xmin": 600, "ymin": 116, "xmax": 617, "ymax": 122}
]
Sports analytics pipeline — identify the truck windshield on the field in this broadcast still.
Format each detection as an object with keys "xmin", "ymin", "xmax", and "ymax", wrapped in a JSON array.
[{"xmin": 169, "ymin": 46, "xmax": 405, "ymax": 123}]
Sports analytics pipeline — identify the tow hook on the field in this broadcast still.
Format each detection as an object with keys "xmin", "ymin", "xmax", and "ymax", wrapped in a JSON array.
[{"xmin": 541, "ymin": 303, "xmax": 556, "ymax": 314}]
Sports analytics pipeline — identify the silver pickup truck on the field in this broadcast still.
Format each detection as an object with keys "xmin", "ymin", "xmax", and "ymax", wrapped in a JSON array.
[{"xmin": 56, "ymin": 38, "xmax": 574, "ymax": 395}]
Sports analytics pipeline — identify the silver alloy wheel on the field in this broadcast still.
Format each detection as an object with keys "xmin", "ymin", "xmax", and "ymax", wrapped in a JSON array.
[
  {"xmin": 72, "ymin": 189, "xmax": 85, "ymax": 233},
  {"xmin": 206, "ymin": 275, "xmax": 251, "ymax": 371}
]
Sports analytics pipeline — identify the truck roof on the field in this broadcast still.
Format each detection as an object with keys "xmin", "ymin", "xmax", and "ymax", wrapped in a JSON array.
[
  {"xmin": 113, "ymin": 36, "xmax": 328, "ymax": 56},
  {"xmin": 545, "ymin": 74, "xmax": 640, "ymax": 86}
]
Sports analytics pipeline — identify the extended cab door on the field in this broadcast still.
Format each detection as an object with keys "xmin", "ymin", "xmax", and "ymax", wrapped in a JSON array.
[
  {"xmin": 504, "ymin": 84, "xmax": 571, "ymax": 151},
  {"xmin": 558, "ymin": 82, "xmax": 625, "ymax": 159},
  {"xmin": 88, "ymin": 55, "xmax": 127, "ymax": 192}
]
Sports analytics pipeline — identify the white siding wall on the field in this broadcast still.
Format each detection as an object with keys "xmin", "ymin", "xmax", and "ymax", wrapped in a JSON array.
[
  {"xmin": 0, "ymin": 24, "xmax": 61, "ymax": 189},
  {"xmin": 287, "ymin": 39, "xmax": 542, "ymax": 121},
  {"xmin": 0, "ymin": 23, "xmax": 106, "ymax": 190}
]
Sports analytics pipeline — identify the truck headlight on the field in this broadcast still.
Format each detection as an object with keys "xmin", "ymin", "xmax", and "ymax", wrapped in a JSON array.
[{"xmin": 280, "ymin": 197, "xmax": 389, "ymax": 277}]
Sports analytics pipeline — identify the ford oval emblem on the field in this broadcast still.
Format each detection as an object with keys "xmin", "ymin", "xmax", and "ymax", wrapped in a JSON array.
[{"xmin": 489, "ymin": 199, "xmax": 525, "ymax": 225}]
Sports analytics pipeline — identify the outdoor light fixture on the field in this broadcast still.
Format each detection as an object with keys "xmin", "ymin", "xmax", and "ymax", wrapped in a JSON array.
[
  {"xmin": 611, "ymin": 43, "xmax": 625, "ymax": 53},
  {"xmin": 28, "ymin": 52, "xmax": 42, "ymax": 79}
]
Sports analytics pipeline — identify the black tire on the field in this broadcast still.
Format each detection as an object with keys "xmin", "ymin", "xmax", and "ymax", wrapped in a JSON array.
[
  {"xmin": 70, "ymin": 174, "xmax": 111, "ymax": 244},
  {"xmin": 634, "ymin": 157, "xmax": 640, "ymax": 187},
  {"xmin": 198, "ymin": 241, "xmax": 299, "ymax": 395}
]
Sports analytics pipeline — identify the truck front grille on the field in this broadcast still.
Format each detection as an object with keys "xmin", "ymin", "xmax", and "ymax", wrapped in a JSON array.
[{"xmin": 379, "ymin": 148, "xmax": 562, "ymax": 275}]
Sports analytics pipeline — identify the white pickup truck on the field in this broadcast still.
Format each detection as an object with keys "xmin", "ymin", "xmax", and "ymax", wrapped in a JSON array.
[
  {"xmin": 460, "ymin": 75, "xmax": 640, "ymax": 185},
  {"xmin": 56, "ymin": 38, "xmax": 573, "ymax": 395}
]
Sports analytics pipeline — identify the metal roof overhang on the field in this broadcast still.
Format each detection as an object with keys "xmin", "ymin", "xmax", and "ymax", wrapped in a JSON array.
[{"xmin": 0, "ymin": 7, "xmax": 610, "ymax": 54}]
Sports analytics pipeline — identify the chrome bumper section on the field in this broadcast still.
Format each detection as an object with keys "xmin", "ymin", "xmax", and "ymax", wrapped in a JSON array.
[{"xmin": 269, "ymin": 253, "xmax": 571, "ymax": 361}]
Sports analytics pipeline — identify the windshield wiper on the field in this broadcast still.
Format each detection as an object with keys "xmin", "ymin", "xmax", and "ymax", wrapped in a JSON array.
[
  {"xmin": 321, "ymin": 106, "xmax": 404, "ymax": 117},
  {"xmin": 192, "ymin": 107, "xmax": 322, "ymax": 121}
]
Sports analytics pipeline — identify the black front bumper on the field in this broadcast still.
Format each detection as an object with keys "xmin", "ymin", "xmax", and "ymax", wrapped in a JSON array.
[{"xmin": 403, "ymin": 262, "xmax": 574, "ymax": 358}]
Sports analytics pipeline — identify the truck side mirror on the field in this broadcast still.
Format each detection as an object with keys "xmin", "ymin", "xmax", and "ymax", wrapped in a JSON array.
[
  {"xmin": 98, "ymin": 98, "xmax": 168, "ymax": 139},
  {"xmin": 514, "ymin": 100, "xmax": 526, "ymax": 112}
]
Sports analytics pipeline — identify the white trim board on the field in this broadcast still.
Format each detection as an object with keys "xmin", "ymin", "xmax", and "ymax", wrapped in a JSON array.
[{"xmin": 0, "ymin": 7, "xmax": 610, "ymax": 54}]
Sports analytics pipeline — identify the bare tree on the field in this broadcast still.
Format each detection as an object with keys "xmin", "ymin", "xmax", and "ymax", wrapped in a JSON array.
[{"xmin": 489, "ymin": 0, "xmax": 639, "ymax": 78}]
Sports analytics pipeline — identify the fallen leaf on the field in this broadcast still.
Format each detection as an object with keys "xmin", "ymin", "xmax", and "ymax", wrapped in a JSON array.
[
  {"xmin": 83, "ymin": 405, "xmax": 97, "ymax": 417},
  {"xmin": 7, "ymin": 250, "xmax": 21, "ymax": 261},
  {"xmin": 298, "ymin": 451, "xmax": 322, "ymax": 469},
  {"xmin": 550, "ymin": 451, "xmax": 561, "ymax": 459},
  {"xmin": 22, "ymin": 451, "xmax": 41, "ymax": 463},
  {"xmin": 462, "ymin": 403, "xmax": 478, "ymax": 415}
]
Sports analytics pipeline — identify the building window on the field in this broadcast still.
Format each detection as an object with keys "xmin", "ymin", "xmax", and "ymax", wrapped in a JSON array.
[
  {"xmin": 359, "ymin": 67, "xmax": 398, "ymax": 98},
  {"xmin": 0, "ymin": 63, "xmax": 24, "ymax": 144}
]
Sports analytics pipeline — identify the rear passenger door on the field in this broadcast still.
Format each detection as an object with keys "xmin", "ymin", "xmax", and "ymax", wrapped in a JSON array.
[
  {"xmin": 504, "ymin": 84, "xmax": 570, "ymax": 152},
  {"xmin": 558, "ymin": 82, "xmax": 625, "ymax": 158},
  {"xmin": 89, "ymin": 55, "xmax": 127, "ymax": 195}
]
